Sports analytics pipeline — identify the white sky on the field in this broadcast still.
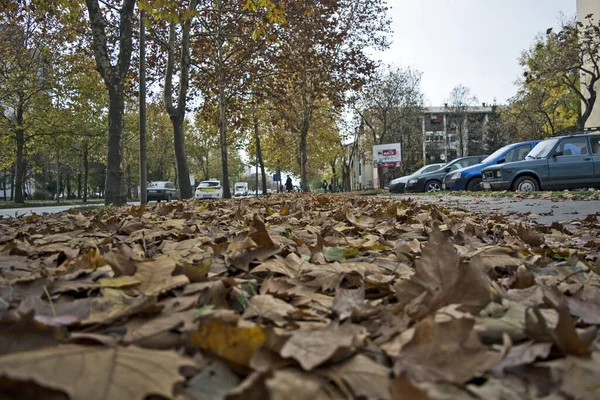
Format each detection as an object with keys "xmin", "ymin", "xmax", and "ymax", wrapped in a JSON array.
[{"xmin": 378, "ymin": 0, "xmax": 576, "ymax": 106}]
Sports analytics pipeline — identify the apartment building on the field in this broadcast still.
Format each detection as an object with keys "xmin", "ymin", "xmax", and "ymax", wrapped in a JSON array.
[
  {"xmin": 577, "ymin": 0, "xmax": 600, "ymax": 129},
  {"xmin": 345, "ymin": 105, "xmax": 493, "ymax": 190}
]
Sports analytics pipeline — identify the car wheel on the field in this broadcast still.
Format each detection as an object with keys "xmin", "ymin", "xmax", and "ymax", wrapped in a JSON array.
[
  {"xmin": 467, "ymin": 177, "xmax": 483, "ymax": 191},
  {"xmin": 425, "ymin": 180, "xmax": 442, "ymax": 192},
  {"xmin": 168, "ymin": 194, "xmax": 172, "ymax": 202},
  {"xmin": 512, "ymin": 176, "xmax": 539, "ymax": 192}
]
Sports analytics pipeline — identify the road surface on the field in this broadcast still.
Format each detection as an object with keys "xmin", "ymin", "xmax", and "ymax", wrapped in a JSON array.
[{"xmin": 384, "ymin": 194, "xmax": 600, "ymax": 225}]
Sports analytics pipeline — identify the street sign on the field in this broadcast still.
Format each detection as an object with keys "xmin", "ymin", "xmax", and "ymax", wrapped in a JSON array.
[
  {"xmin": 373, "ymin": 143, "xmax": 402, "ymax": 167},
  {"xmin": 273, "ymin": 173, "xmax": 281, "ymax": 182}
]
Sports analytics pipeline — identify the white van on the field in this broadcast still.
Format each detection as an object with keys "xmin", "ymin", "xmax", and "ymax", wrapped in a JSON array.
[{"xmin": 234, "ymin": 182, "xmax": 248, "ymax": 197}]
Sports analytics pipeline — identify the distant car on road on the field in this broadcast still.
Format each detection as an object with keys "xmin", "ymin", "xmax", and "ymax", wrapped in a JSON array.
[
  {"xmin": 443, "ymin": 140, "xmax": 541, "ymax": 191},
  {"xmin": 147, "ymin": 181, "xmax": 179, "ymax": 202},
  {"xmin": 405, "ymin": 156, "xmax": 486, "ymax": 193},
  {"xmin": 388, "ymin": 163, "xmax": 445, "ymax": 193},
  {"xmin": 482, "ymin": 133, "xmax": 600, "ymax": 192},
  {"xmin": 195, "ymin": 180, "xmax": 223, "ymax": 199}
]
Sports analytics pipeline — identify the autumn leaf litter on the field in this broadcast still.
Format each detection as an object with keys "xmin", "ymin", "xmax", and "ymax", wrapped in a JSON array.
[{"xmin": 1, "ymin": 194, "xmax": 600, "ymax": 399}]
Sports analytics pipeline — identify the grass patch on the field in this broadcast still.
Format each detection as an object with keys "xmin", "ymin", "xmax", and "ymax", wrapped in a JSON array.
[{"xmin": 0, "ymin": 199, "xmax": 105, "ymax": 209}]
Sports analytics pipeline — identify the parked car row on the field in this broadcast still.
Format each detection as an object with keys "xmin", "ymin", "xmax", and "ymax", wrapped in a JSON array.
[
  {"xmin": 387, "ymin": 133, "xmax": 600, "ymax": 194},
  {"xmin": 482, "ymin": 133, "xmax": 600, "ymax": 192}
]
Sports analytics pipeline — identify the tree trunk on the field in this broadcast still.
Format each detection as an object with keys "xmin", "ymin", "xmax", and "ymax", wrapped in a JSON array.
[
  {"xmin": 14, "ymin": 105, "xmax": 25, "ymax": 204},
  {"xmin": 299, "ymin": 127, "xmax": 308, "ymax": 192},
  {"xmin": 10, "ymin": 166, "xmax": 14, "ymax": 201},
  {"xmin": 342, "ymin": 163, "xmax": 351, "ymax": 191},
  {"xmin": 56, "ymin": 150, "xmax": 60, "ymax": 204},
  {"xmin": 83, "ymin": 147, "xmax": 89, "ymax": 203},
  {"xmin": 85, "ymin": 0, "xmax": 135, "ymax": 206},
  {"xmin": 66, "ymin": 173, "xmax": 71, "ymax": 199},
  {"xmin": 255, "ymin": 118, "xmax": 267, "ymax": 195},
  {"xmin": 77, "ymin": 171, "xmax": 82, "ymax": 199},
  {"xmin": 218, "ymin": 75, "xmax": 231, "ymax": 198},
  {"xmin": 172, "ymin": 116, "xmax": 192, "ymax": 198},
  {"xmin": 105, "ymin": 85, "xmax": 126, "ymax": 205},
  {"xmin": 139, "ymin": 9, "xmax": 148, "ymax": 204},
  {"xmin": 2, "ymin": 171, "xmax": 6, "ymax": 201}
]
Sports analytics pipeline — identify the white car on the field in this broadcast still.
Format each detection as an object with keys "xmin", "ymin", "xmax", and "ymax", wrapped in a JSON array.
[{"xmin": 195, "ymin": 180, "xmax": 223, "ymax": 199}]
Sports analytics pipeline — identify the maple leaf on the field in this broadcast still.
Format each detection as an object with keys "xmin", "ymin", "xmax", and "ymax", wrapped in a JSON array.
[
  {"xmin": 279, "ymin": 323, "xmax": 367, "ymax": 371},
  {"xmin": 0, "ymin": 345, "xmax": 195, "ymax": 400},
  {"xmin": 395, "ymin": 229, "xmax": 491, "ymax": 315}
]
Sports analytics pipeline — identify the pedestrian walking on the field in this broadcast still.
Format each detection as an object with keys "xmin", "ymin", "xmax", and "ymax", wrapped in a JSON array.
[{"xmin": 285, "ymin": 175, "xmax": 293, "ymax": 192}]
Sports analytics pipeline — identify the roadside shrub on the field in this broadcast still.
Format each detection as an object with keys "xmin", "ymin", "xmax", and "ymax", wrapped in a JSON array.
[{"xmin": 32, "ymin": 189, "xmax": 52, "ymax": 200}]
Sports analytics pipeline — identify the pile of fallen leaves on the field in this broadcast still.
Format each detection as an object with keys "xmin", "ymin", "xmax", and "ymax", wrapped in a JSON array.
[{"xmin": 1, "ymin": 194, "xmax": 600, "ymax": 399}]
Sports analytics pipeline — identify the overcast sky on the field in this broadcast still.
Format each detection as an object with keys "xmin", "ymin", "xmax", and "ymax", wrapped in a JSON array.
[{"xmin": 377, "ymin": 0, "xmax": 576, "ymax": 106}]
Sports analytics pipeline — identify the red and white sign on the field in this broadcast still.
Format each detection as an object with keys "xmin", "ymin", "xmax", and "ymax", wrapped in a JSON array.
[{"xmin": 373, "ymin": 143, "xmax": 402, "ymax": 166}]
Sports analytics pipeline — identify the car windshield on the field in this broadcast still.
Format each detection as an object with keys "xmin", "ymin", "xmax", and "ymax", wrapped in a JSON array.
[
  {"xmin": 481, "ymin": 145, "xmax": 512, "ymax": 164},
  {"xmin": 526, "ymin": 138, "xmax": 559, "ymax": 159},
  {"xmin": 148, "ymin": 182, "xmax": 164, "ymax": 188},
  {"xmin": 414, "ymin": 163, "xmax": 444, "ymax": 175},
  {"xmin": 199, "ymin": 181, "xmax": 219, "ymax": 187}
]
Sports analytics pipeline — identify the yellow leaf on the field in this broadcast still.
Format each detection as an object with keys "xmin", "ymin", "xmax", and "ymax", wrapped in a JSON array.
[{"xmin": 191, "ymin": 318, "xmax": 265, "ymax": 366}]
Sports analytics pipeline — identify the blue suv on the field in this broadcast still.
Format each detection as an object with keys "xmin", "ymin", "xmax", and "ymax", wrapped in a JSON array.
[{"xmin": 443, "ymin": 140, "xmax": 541, "ymax": 191}]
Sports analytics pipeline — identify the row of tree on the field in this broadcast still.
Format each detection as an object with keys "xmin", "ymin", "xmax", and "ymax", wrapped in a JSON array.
[
  {"xmin": 2, "ymin": 3, "xmax": 598, "ymax": 202},
  {"xmin": 0, "ymin": 0, "xmax": 392, "ymax": 204}
]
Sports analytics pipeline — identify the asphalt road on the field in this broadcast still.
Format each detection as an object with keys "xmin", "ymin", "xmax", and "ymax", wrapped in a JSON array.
[{"xmin": 385, "ymin": 194, "xmax": 600, "ymax": 225}]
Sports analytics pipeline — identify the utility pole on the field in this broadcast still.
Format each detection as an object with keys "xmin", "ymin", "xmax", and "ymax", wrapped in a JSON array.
[{"xmin": 139, "ymin": 10, "xmax": 147, "ymax": 204}]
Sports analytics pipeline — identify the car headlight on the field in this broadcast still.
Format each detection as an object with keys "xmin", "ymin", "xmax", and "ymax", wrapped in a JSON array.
[
  {"xmin": 408, "ymin": 179, "xmax": 418, "ymax": 184},
  {"xmin": 450, "ymin": 172, "xmax": 461, "ymax": 180},
  {"xmin": 495, "ymin": 171, "xmax": 502, "ymax": 178}
]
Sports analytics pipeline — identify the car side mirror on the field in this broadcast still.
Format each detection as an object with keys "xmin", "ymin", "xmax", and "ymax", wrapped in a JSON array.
[
  {"xmin": 553, "ymin": 151, "xmax": 563, "ymax": 157},
  {"xmin": 496, "ymin": 158, "xmax": 505, "ymax": 164},
  {"xmin": 444, "ymin": 167, "xmax": 451, "ymax": 172}
]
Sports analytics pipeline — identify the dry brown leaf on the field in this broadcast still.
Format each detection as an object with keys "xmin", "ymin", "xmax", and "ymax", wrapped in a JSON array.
[
  {"xmin": 266, "ymin": 367, "xmax": 344, "ymax": 400},
  {"xmin": 395, "ymin": 314, "xmax": 502, "ymax": 383},
  {"xmin": 252, "ymin": 253, "xmax": 307, "ymax": 278},
  {"xmin": 279, "ymin": 323, "xmax": 367, "ymax": 371},
  {"xmin": 132, "ymin": 256, "xmax": 189, "ymax": 296},
  {"xmin": 103, "ymin": 246, "xmax": 138, "ymax": 276},
  {"xmin": 0, "ymin": 312, "xmax": 63, "ymax": 354},
  {"xmin": 544, "ymin": 353, "xmax": 600, "ymax": 400},
  {"xmin": 242, "ymin": 294, "xmax": 296, "ymax": 323},
  {"xmin": 390, "ymin": 375, "xmax": 429, "ymax": 400},
  {"xmin": 0, "ymin": 344, "xmax": 194, "ymax": 400},
  {"xmin": 327, "ymin": 354, "xmax": 391, "ymax": 400},
  {"xmin": 395, "ymin": 229, "xmax": 491, "ymax": 315},
  {"xmin": 299, "ymin": 261, "xmax": 379, "ymax": 292},
  {"xmin": 493, "ymin": 341, "xmax": 552, "ymax": 372},
  {"xmin": 123, "ymin": 310, "xmax": 193, "ymax": 344}
]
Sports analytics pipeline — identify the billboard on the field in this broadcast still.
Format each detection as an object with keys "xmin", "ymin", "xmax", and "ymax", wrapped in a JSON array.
[{"xmin": 373, "ymin": 143, "xmax": 402, "ymax": 167}]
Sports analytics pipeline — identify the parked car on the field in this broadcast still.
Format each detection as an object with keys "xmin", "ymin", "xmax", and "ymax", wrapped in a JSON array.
[
  {"xmin": 443, "ymin": 140, "xmax": 541, "ymax": 191},
  {"xmin": 147, "ymin": 181, "xmax": 179, "ymax": 202},
  {"xmin": 194, "ymin": 180, "xmax": 223, "ymax": 199},
  {"xmin": 388, "ymin": 163, "xmax": 445, "ymax": 193},
  {"xmin": 481, "ymin": 133, "xmax": 600, "ymax": 192},
  {"xmin": 405, "ymin": 156, "xmax": 487, "ymax": 193}
]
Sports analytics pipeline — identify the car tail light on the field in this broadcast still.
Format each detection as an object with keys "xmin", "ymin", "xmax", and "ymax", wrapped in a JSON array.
[
  {"xmin": 157, "ymin": 190, "xmax": 166, "ymax": 193},
  {"xmin": 215, "ymin": 186, "xmax": 221, "ymax": 189}
]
